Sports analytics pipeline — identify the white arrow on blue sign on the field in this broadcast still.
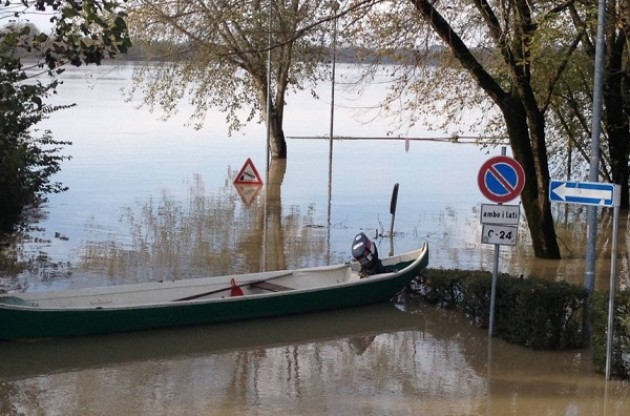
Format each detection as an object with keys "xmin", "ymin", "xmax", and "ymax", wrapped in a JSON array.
[{"xmin": 549, "ymin": 180, "xmax": 618, "ymax": 207}]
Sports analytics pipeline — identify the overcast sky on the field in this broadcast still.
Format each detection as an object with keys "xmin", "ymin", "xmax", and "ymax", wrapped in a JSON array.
[{"xmin": 1, "ymin": 3, "xmax": 56, "ymax": 32}]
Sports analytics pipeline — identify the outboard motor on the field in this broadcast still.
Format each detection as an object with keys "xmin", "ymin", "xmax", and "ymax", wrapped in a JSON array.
[{"xmin": 352, "ymin": 232, "xmax": 385, "ymax": 277}]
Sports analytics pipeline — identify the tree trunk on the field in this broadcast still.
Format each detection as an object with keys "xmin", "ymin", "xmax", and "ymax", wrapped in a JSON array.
[
  {"xmin": 259, "ymin": 81, "xmax": 288, "ymax": 160},
  {"xmin": 502, "ymin": 95, "xmax": 560, "ymax": 258},
  {"xmin": 268, "ymin": 106, "xmax": 287, "ymax": 159},
  {"xmin": 605, "ymin": 101, "xmax": 630, "ymax": 210},
  {"xmin": 242, "ymin": 159, "xmax": 287, "ymax": 272},
  {"xmin": 604, "ymin": 36, "xmax": 630, "ymax": 208}
]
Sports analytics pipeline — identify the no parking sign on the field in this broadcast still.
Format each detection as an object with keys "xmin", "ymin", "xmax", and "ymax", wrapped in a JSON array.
[
  {"xmin": 477, "ymin": 156, "xmax": 525, "ymax": 203},
  {"xmin": 477, "ymin": 153, "xmax": 525, "ymax": 338}
]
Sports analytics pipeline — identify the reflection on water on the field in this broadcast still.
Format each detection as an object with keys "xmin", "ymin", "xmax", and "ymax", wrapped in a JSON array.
[
  {"xmin": 507, "ymin": 205, "xmax": 630, "ymax": 290},
  {"xmin": 1, "ymin": 301, "xmax": 628, "ymax": 415},
  {"xmin": 76, "ymin": 160, "xmax": 342, "ymax": 286}
]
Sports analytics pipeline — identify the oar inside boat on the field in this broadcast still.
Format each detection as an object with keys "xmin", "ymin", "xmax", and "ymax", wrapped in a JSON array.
[{"xmin": 173, "ymin": 271, "xmax": 294, "ymax": 302}]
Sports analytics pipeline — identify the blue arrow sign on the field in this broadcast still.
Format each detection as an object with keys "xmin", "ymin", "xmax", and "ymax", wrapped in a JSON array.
[{"xmin": 549, "ymin": 180, "xmax": 618, "ymax": 207}]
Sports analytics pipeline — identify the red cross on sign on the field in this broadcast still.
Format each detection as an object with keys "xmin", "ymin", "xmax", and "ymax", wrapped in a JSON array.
[
  {"xmin": 234, "ymin": 158, "xmax": 263, "ymax": 186},
  {"xmin": 477, "ymin": 156, "xmax": 525, "ymax": 203}
]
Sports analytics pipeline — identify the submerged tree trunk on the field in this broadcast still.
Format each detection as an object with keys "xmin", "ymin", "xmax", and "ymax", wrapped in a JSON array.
[
  {"xmin": 242, "ymin": 159, "xmax": 288, "ymax": 271},
  {"xmin": 268, "ymin": 104, "xmax": 287, "ymax": 159},
  {"xmin": 258, "ymin": 75, "xmax": 288, "ymax": 160}
]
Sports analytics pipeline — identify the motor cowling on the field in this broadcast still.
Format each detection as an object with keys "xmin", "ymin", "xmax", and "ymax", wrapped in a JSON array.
[{"xmin": 351, "ymin": 232, "xmax": 385, "ymax": 277}]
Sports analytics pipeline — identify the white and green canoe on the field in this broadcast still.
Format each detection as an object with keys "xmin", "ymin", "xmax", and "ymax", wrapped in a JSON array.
[{"xmin": 0, "ymin": 244, "xmax": 428, "ymax": 340}]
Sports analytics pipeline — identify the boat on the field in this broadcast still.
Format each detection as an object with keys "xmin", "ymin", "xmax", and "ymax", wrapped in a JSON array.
[{"xmin": 0, "ymin": 241, "xmax": 428, "ymax": 340}]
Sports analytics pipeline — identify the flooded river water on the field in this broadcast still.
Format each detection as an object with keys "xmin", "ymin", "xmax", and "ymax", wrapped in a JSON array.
[
  {"xmin": 2, "ymin": 301, "xmax": 629, "ymax": 415},
  {"xmin": 1, "ymin": 64, "xmax": 630, "ymax": 414}
]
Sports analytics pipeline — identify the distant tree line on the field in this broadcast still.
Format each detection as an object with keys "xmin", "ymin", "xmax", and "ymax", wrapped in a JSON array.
[{"xmin": 120, "ymin": 40, "xmax": 447, "ymax": 66}]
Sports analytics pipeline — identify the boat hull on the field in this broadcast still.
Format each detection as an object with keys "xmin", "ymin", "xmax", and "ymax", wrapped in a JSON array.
[{"xmin": 0, "ymin": 245, "xmax": 428, "ymax": 339}]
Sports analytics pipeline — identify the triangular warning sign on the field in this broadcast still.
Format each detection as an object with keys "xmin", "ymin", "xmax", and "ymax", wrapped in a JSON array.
[{"xmin": 234, "ymin": 158, "xmax": 263, "ymax": 186}]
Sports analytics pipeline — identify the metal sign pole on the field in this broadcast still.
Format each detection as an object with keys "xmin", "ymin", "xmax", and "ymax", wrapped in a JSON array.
[
  {"xmin": 265, "ymin": 0, "xmax": 273, "ymax": 174},
  {"xmin": 478, "ymin": 147, "xmax": 524, "ymax": 338},
  {"xmin": 549, "ymin": 181, "xmax": 619, "ymax": 379},
  {"xmin": 488, "ymin": 243, "xmax": 499, "ymax": 337},
  {"xmin": 584, "ymin": 0, "xmax": 607, "ymax": 348},
  {"xmin": 605, "ymin": 184, "xmax": 621, "ymax": 380},
  {"xmin": 488, "ymin": 146, "xmax": 507, "ymax": 337}
]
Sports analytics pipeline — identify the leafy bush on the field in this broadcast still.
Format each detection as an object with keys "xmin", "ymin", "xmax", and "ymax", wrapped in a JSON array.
[
  {"xmin": 411, "ymin": 268, "xmax": 588, "ymax": 350},
  {"xmin": 0, "ymin": 1, "xmax": 131, "ymax": 233},
  {"xmin": 0, "ymin": 47, "xmax": 71, "ymax": 233}
]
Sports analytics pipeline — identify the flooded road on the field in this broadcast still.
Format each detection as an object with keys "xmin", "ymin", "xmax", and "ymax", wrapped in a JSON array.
[
  {"xmin": 1, "ymin": 64, "xmax": 630, "ymax": 414},
  {"xmin": 2, "ymin": 301, "xmax": 629, "ymax": 416}
]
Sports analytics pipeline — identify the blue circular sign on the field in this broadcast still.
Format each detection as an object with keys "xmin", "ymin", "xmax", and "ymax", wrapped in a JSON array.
[{"xmin": 477, "ymin": 156, "xmax": 525, "ymax": 203}]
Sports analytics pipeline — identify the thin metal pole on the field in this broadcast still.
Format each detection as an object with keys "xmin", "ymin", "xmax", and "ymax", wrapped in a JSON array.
[
  {"xmin": 488, "ymin": 146, "xmax": 506, "ymax": 337},
  {"xmin": 605, "ymin": 185, "xmax": 621, "ymax": 380},
  {"xmin": 489, "ymin": 245, "xmax": 499, "ymax": 337},
  {"xmin": 262, "ymin": 0, "xmax": 273, "ymax": 271},
  {"xmin": 584, "ymin": 0, "xmax": 607, "ymax": 345},
  {"xmin": 326, "ymin": 2, "xmax": 338, "ymax": 265},
  {"xmin": 328, "ymin": 2, "xmax": 338, "ymax": 152},
  {"xmin": 265, "ymin": 0, "xmax": 273, "ymax": 173}
]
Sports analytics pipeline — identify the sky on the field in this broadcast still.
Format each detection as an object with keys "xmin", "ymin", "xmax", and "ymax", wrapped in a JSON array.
[{"xmin": 1, "ymin": 2, "xmax": 57, "ymax": 33}]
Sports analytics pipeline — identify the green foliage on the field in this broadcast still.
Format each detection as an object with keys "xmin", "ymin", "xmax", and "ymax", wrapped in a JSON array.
[
  {"xmin": 412, "ymin": 268, "xmax": 468, "ymax": 308},
  {"xmin": 0, "ymin": 1, "xmax": 131, "ymax": 233},
  {"xmin": 30, "ymin": 0, "xmax": 132, "ymax": 70},
  {"xmin": 413, "ymin": 269, "xmax": 588, "ymax": 350},
  {"xmin": 0, "ymin": 31, "xmax": 68, "ymax": 232},
  {"xmin": 590, "ymin": 290, "xmax": 630, "ymax": 378},
  {"xmin": 491, "ymin": 277, "xmax": 586, "ymax": 349},
  {"xmin": 126, "ymin": 0, "xmax": 334, "ymax": 158}
]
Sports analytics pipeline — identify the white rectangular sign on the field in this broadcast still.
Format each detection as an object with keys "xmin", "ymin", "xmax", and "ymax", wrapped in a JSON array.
[
  {"xmin": 480, "ymin": 204, "xmax": 520, "ymax": 225},
  {"xmin": 481, "ymin": 224, "xmax": 518, "ymax": 246}
]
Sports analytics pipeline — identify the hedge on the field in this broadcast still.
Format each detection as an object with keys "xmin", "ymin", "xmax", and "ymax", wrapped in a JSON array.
[
  {"xmin": 410, "ymin": 269, "xmax": 588, "ymax": 350},
  {"xmin": 590, "ymin": 290, "xmax": 630, "ymax": 377}
]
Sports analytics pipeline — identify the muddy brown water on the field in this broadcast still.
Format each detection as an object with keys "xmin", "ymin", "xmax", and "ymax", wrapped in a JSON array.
[{"xmin": 1, "ymin": 301, "xmax": 628, "ymax": 415}]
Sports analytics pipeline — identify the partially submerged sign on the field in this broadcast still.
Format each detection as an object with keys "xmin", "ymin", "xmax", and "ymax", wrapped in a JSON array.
[{"xmin": 234, "ymin": 158, "xmax": 263, "ymax": 186}]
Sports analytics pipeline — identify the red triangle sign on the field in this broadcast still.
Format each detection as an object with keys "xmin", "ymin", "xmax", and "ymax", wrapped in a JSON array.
[{"xmin": 234, "ymin": 158, "xmax": 263, "ymax": 186}]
